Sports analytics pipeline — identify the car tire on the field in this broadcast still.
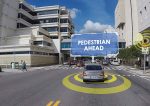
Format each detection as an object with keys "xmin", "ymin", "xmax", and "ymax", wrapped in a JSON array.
[
  {"xmin": 83, "ymin": 79, "xmax": 87, "ymax": 82},
  {"xmin": 102, "ymin": 79, "xmax": 105, "ymax": 82}
]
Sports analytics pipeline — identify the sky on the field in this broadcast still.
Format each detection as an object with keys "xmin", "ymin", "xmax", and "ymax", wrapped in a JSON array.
[{"xmin": 26, "ymin": 0, "xmax": 118, "ymax": 33}]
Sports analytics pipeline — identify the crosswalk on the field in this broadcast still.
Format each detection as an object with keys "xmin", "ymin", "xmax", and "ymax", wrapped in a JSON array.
[
  {"xmin": 39, "ymin": 65, "xmax": 150, "ymax": 81},
  {"xmin": 44, "ymin": 65, "xmax": 84, "ymax": 70},
  {"xmin": 43, "ymin": 65, "xmax": 126, "ymax": 71}
]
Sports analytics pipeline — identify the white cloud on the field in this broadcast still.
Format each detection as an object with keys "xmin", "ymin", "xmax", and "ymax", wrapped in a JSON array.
[
  {"xmin": 69, "ymin": 8, "xmax": 79, "ymax": 19},
  {"xmin": 79, "ymin": 20, "xmax": 113, "ymax": 33}
]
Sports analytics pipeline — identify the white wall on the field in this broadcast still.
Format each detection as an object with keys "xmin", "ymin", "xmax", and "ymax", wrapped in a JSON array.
[
  {"xmin": 4, "ymin": 36, "xmax": 31, "ymax": 45},
  {"xmin": 0, "ymin": 0, "xmax": 19, "ymax": 45},
  {"xmin": 115, "ymin": 0, "xmax": 125, "ymax": 28},
  {"xmin": 52, "ymin": 39, "xmax": 60, "ymax": 53},
  {"xmin": 124, "ymin": 0, "xmax": 133, "ymax": 46},
  {"xmin": 137, "ymin": 0, "xmax": 150, "ymax": 32},
  {"xmin": 115, "ymin": 0, "xmax": 139, "ymax": 47}
]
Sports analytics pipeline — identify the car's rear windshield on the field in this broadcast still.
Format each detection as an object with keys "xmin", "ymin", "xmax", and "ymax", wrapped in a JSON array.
[{"xmin": 85, "ymin": 65, "xmax": 102, "ymax": 71}]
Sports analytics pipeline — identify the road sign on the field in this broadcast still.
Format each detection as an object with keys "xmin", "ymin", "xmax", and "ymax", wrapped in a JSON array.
[
  {"xmin": 142, "ymin": 47, "xmax": 149, "ymax": 54},
  {"xmin": 71, "ymin": 33, "xmax": 119, "ymax": 56}
]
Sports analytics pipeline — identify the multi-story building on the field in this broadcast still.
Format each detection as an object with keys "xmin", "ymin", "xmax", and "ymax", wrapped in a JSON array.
[
  {"xmin": 104, "ymin": 26, "xmax": 126, "ymax": 49},
  {"xmin": 115, "ymin": 0, "xmax": 139, "ymax": 47},
  {"xmin": 34, "ymin": 5, "xmax": 74, "ymax": 39},
  {"xmin": 34, "ymin": 5, "xmax": 74, "ymax": 62},
  {"xmin": 0, "ymin": 0, "xmax": 74, "ymax": 66},
  {"xmin": 137, "ymin": 0, "xmax": 150, "ymax": 68}
]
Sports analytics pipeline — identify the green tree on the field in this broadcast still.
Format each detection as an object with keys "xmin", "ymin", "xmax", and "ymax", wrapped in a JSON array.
[{"xmin": 117, "ymin": 45, "xmax": 142, "ymax": 62}]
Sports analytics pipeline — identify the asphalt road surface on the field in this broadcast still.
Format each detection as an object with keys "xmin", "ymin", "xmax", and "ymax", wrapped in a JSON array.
[{"xmin": 0, "ymin": 65, "xmax": 150, "ymax": 106}]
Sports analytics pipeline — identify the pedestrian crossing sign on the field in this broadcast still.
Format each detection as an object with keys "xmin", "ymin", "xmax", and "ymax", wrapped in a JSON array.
[{"xmin": 142, "ymin": 47, "xmax": 149, "ymax": 54}]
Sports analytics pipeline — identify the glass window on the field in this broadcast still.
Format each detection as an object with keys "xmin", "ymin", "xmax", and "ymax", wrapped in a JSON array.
[
  {"xmin": 60, "ymin": 19, "xmax": 68, "ymax": 23},
  {"xmin": 49, "ymin": 18, "xmax": 58, "ymax": 23},
  {"xmin": 33, "ymin": 41, "xmax": 42, "ymax": 45},
  {"xmin": 50, "ymin": 36, "xmax": 58, "ymax": 39},
  {"xmin": 46, "ymin": 27, "xmax": 58, "ymax": 32},
  {"xmin": 0, "ymin": 51, "xmax": 30, "ymax": 55},
  {"xmin": 61, "ymin": 43, "xmax": 71, "ymax": 48},
  {"xmin": 85, "ymin": 65, "xmax": 102, "ymax": 71},
  {"xmin": 119, "ymin": 42, "xmax": 126, "ymax": 48},
  {"xmin": 40, "ymin": 20, "xmax": 44, "ymax": 23},
  {"xmin": 37, "ymin": 10, "xmax": 58, "ymax": 15},
  {"xmin": 45, "ymin": 20, "xmax": 49, "ymax": 23},
  {"xmin": 60, "ymin": 27, "xmax": 68, "ymax": 32}
]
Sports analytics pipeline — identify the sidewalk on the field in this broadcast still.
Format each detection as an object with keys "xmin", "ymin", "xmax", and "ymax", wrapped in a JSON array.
[
  {"xmin": 117, "ymin": 65, "xmax": 150, "ymax": 79},
  {"xmin": 0, "ymin": 66, "xmax": 45, "ymax": 73},
  {"xmin": 0, "ymin": 65, "xmax": 62, "ymax": 73}
]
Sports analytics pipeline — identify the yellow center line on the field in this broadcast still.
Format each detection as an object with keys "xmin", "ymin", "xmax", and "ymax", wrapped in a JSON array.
[
  {"xmin": 53, "ymin": 100, "xmax": 61, "ymax": 106},
  {"xmin": 46, "ymin": 101, "xmax": 53, "ymax": 106}
]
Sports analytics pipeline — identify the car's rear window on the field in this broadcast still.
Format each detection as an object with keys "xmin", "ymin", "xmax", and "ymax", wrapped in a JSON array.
[{"xmin": 85, "ymin": 65, "xmax": 102, "ymax": 71}]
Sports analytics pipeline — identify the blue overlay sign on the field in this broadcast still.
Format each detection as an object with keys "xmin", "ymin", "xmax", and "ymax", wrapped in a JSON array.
[{"xmin": 71, "ymin": 33, "xmax": 119, "ymax": 56}]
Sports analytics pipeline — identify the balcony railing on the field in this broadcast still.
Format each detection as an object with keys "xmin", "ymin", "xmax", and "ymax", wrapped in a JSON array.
[
  {"xmin": 17, "ymin": 18, "xmax": 32, "ymax": 27},
  {"xmin": 19, "ymin": 8, "xmax": 33, "ymax": 20}
]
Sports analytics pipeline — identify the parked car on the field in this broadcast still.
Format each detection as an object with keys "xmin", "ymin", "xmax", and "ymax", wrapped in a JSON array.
[
  {"xmin": 83, "ymin": 64, "xmax": 104, "ymax": 82},
  {"xmin": 63, "ymin": 62, "xmax": 69, "ymax": 65},
  {"xmin": 76, "ymin": 60, "xmax": 85, "ymax": 67},
  {"xmin": 111, "ymin": 60, "xmax": 120, "ymax": 66},
  {"xmin": 102, "ymin": 60, "xmax": 109, "ymax": 65},
  {"xmin": 70, "ymin": 60, "xmax": 77, "ymax": 65}
]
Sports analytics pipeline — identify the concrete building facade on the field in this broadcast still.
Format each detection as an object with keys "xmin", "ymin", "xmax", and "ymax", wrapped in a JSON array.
[
  {"xmin": 0, "ymin": 0, "xmax": 19, "ymax": 45},
  {"xmin": 137, "ymin": 0, "xmax": 150, "ymax": 32},
  {"xmin": 137, "ymin": 0, "xmax": 150, "ymax": 68},
  {"xmin": 34, "ymin": 5, "xmax": 74, "ymax": 63},
  {"xmin": 115, "ymin": 0, "xmax": 139, "ymax": 47},
  {"xmin": 0, "ymin": 0, "xmax": 74, "ymax": 66}
]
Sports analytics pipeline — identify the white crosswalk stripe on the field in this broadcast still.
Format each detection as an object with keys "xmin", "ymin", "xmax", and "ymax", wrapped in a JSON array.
[
  {"xmin": 104, "ymin": 66, "xmax": 117, "ymax": 70},
  {"xmin": 45, "ymin": 65, "xmax": 84, "ymax": 70}
]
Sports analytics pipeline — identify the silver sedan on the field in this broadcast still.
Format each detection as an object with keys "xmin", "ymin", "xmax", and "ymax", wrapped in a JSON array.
[{"xmin": 83, "ymin": 64, "xmax": 104, "ymax": 82}]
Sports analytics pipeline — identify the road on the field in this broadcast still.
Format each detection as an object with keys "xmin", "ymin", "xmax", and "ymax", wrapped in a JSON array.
[{"xmin": 0, "ymin": 65, "xmax": 150, "ymax": 106}]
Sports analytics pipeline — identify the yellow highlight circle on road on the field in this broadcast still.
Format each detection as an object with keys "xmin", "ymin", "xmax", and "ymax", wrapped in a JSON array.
[
  {"xmin": 62, "ymin": 73, "xmax": 131, "ymax": 94},
  {"xmin": 74, "ymin": 74, "xmax": 117, "ymax": 84}
]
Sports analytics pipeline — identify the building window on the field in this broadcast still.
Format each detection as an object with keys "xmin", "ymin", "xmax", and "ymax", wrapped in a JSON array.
[
  {"xmin": 40, "ymin": 20, "xmax": 44, "ymax": 23},
  {"xmin": 33, "ymin": 41, "xmax": 51, "ymax": 46},
  {"xmin": 60, "ymin": 19, "xmax": 68, "ymax": 23},
  {"xmin": 61, "ymin": 42, "xmax": 71, "ymax": 48},
  {"xmin": 18, "ymin": 13, "xmax": 33, "ymax": 24},
  {"xmin": 140, "ymin": 11, "xmax": 142, "ymax": 15},
  {"xmin": 119, "ymin": 42, "xmax": 126, "ymax": 48},
  {"xmin": 37, "ymin": 10, "xmax": 59, "ymax": 15},
  {"xmin": 46, "ymin": 20, "xmax": 49, "ymax": 23},
  {"xmin": 60, "ymin": 27, "xmax": 68, "ymax": 32},
  {"xmin": 144, "ymin": 6, "xmax": 147, "ymax": 11},
  {"xmin": 50, "ymin": 36, "xmax": 58, "ymax": 39},
  {"xmin": 33, "ymin": 41, "xmax": 43, "ymax": 45},
  {"xmin": 43, "ymin": 41, "xmax": 51, "ymax": 46},
  {"xmin": 17, "ymin": 23, "xmax": 27, "ymax": 28},
  {"xmin": 49, "ymin": 18, "xmax": 58, "ymax": 23},
  {"xmin": 0, "ymin": 51, "xmax": 30, "ymax": 55},
  {"xmin": 44, "ymin": 27, "xmax": 58, "ymax": 32},
  {"xmin": 60, "ymin": 10, "xmax": 68, "ymax": 15},
  {"xmin": 19, "ymin": 4, "xmax": 37, "ymax": 16}
]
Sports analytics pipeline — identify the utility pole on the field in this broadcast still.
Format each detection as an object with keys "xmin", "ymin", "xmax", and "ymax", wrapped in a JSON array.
[{"xmin": 130, "ymin": 0, "xmax": 134, "ymax": 45}]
